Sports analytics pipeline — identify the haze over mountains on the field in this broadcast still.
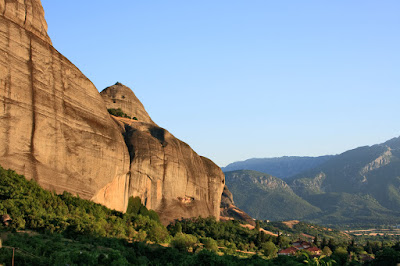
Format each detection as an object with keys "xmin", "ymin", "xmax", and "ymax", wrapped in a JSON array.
[
  {"xmin": 222, "ymin": 156, "xmax": 333, "ymax": 179},
  {"xmin": 224, "ymin": 136, "xmax": 400, "ymax": 226}
]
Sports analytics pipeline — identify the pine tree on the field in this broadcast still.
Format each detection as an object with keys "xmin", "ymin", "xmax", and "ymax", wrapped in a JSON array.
[{"xmin": 314, "ymin": 235, "xmax": 319, "ymax": 248}]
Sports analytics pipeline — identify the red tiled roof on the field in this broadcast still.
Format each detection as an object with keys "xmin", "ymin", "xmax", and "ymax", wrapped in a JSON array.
[
  {"xmin": 278, "ymin": 247, "xmax": 299, "ymax": 254},
  {"xmin": 305, "ymin": 247, "xmax": 321, "ymax": 252}
]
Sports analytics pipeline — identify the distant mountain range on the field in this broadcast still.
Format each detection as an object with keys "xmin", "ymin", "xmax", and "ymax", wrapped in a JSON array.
[
  {"xmin": 222, "ymin": 156, "xmax": 333, "ymax": 179},
  {"xmin": 225, "ymin": 170, "xmax": 320, "ymax": 221},
  {"xmin": 223, "ymin": 136, "xmax": 400, "ymax": 226}
]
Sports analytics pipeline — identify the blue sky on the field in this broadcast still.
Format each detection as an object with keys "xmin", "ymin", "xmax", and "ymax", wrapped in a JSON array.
[{"xmin": 41, "ymin": 1, "xmax": 400, "ymax": 167}]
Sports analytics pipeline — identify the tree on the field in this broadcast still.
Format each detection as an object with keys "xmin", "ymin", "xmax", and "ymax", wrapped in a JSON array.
[
  {"xmin": 126, "ymin": 197, "xmax": 142, "ymax": 215},
  {"xmin": 374, "ymin": 248, "xmax": 400, "ymax": 266},
  {"xmin": 328, "ymin": 238, "xmax": 336, "ymax": 251},
  {"xmin": 261, "ymin": 241, "xmax": 278, "ymax": 259},
  {"xmin": 171, "ymin": 233, "xmax": 198, "ymax": 252},
  {"xmin": 224, "ymin": 242, "xmax": 237, "ymax": 255},
  {"xmin": 321, "ymin": 237, "xmax": 328, "ymax": 248},
  {"xmin": 255, "ymin": 221, "xmax": 260, "ymax": 231},
  {"xmin": 366, "ymin": 240, "xmax": 373, "ymax": 254},
  {"xmin": 314, "ymin": 235, "xmax": 319, "ymax": 248},
  {"xmin": 201, "ymin": 237, "xmax": 219, "ymax": 252},
  {"xmin": 255, "ymin": 231, "xmax": 262, "ymax": 246},
  {"xmin": 322, "ymin": 246, "xmax": 332, "ymax": 256},
  {"xmin": 303, "ymin": 253, "xmax": 336, "ymax": 266},
  {"xmin": 332, "ymin": 246, "xmax": 348, "ymax": 265}
]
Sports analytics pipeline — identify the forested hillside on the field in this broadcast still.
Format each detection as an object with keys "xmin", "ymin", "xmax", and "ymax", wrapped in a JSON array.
[
  {"xmin": 223, "ymin": 137, "xmax": 400, "ymax": 226},
  {"xmin": 222, "ymin": 156, "xmax": 333, "ymax": 179},
  {"xmin": 224, "ymin": 170, "xmax": 320, "ymax": 220}
]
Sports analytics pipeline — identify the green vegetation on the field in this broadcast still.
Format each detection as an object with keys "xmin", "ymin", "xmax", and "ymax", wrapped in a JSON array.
[
  {"xmin": 168, "ymin": 216, "xmax": 283, "ymax": 252},
  {"xmin": 2, "ymin": 165, "xmax": 400, "ymax": 264},
  {"xmin": 222, "ymin": 156, "xmax": 333, "ymax": 179},
  {"xmin": 260, "ymin": 221, "xmax": 350, "ymax": 244},
  {"xmin": 0, "ymin": 166, "xmax": 293, "ymax": 265},
  {"xmin": 107, "ymin": 108, "xmax": 137, "ymax": 120},
  {"xmin": 0, "ymin": 232, "xmax": 276, "ymax": 266},
  {"xmin": 224, "ymin": 137, "xmax": 400, "ymax": 226},
  {"xmin": 0, "ymin": 166, "xmax": 164, "ymax": 242},
  {"xmin": 225, "ymin": 170, "xmax": 320, "ymax": 220}
]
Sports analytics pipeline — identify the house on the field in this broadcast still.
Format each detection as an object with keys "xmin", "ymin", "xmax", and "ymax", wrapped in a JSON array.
[
  {"xmin": 1, "ymin": 214, "xmax": 12, "ymax": 226},
  {"xmin": 359, "ymin": 254, "xmax": 374, "ymax": 263},
  {"xmin": 278, "ymin": 247, "xmax": 299, "ymax": 256},
  {"xmin": 293, "ymin": 240, "xmax": 312, "ymax": 250},
  {"xmin": 305, "ymin": 246, "xmax": 322, "ymax": 256}
]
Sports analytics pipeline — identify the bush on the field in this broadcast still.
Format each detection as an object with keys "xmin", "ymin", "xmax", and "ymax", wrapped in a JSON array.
[
  {"xmin": 201, "ymin": 237, "xmax": 219, "ymax": 252},
  {"xmin": 261, "ymin": 241, "xmax": 278, "ymax": 258},
  {"xmin": 107, "ymin": 108, "xmax": 132, "ymax": 119},
  {"xmin": 171, "ymin": 233, "xmax": 198, "ymax": 252}
]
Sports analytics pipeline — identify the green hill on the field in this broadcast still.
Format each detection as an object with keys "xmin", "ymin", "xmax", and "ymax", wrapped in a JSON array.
[
  {"xmin": 287, "ymin": 136, "xmax": 400, "ymax": 226},
  {"xmin": 222, "ymin": 156, "xmax": 333, "ymax": 179},
  {"xmin": 224, "ymin": 170, "xmax": 320, "ymax": 221},
  {"xmin": 289, "ymin": 136, "xmax": 400, "ymax": 213},
  {"xmin": 224, "ymin": 137, "xmax": 400, "ymax": 226}
]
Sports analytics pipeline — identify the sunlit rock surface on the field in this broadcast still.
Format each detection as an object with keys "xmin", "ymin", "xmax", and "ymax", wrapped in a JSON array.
[
  {"xmin": 0, "ymin": 0, "xmax": 130, "ymax": 209},
  {"xmin": 0, "ymin": 0, "xmax": 225, "ymax": 224}
]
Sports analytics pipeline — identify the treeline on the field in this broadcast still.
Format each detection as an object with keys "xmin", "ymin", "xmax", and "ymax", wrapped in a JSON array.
[
  {"xmin": 0, "ymin": 166, "xmax": 167, "ymax": 242},
  {"xmin": 1, "ymin": 166, "xmax": 400, "ymax": 265}
]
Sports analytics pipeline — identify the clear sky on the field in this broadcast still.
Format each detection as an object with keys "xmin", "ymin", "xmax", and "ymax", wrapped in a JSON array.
[{"xmin": 41, "ymin": 1, "xmax": 400, "ymax": 167}]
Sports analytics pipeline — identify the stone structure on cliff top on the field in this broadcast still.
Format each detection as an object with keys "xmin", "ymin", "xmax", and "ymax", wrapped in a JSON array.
[{"xmin": 0, "ymin": 0, "xmax": 224, "ymax": 224}]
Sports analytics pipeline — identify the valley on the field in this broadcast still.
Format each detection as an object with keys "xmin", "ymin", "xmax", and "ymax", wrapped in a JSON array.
[
  {"xmin": 0, "ymin": 0, "xmax": 399, "ymax": 265},
  {"xmin": 223, "ymin": 137, "xmax": 400, "ymax": 227}
]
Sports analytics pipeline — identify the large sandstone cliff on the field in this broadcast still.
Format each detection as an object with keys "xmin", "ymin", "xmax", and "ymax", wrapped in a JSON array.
[
  {"xmin": 0, "ymin": 0, "xmax": 131, "ymax": 206},
  {"xmin": 0, "ymin": 0, "xmax": 224, "ymax": 224},
  {"xmin": 100, "ymin": 84, "xmax": 225, "ymax": 224}
]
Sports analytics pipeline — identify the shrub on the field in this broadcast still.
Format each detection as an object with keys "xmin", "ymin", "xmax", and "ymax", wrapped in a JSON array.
[
  {"xmin": 201, "ymin": 237, "xmax": 219, "ymax": 252},
  {"xmin": 261, "ymin": 241, "xmax": 278, "ymax": 258},
  {"xmin": 107, "ymin": 108, "xmax": 131, "ymax": 119},
  {"xmin": 171, "ymin": 233, "xmax": 198, "ymax": 252}
]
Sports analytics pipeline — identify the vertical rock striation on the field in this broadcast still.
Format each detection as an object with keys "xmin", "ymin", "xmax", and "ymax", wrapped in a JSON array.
[
  {"xmin": 100, "ymin": 85, "xmax": 225, "ymax": 224},
  {"xmin": 1, "ymin": 0, "xmax": 225, "ymax": 224},
  {"xmin": 0, "ymin": 0, "xmax": 130, "ymax": 210},
  {"xmin": 0, "ymin": 0, "xmax": 51, "ymax": 44}
]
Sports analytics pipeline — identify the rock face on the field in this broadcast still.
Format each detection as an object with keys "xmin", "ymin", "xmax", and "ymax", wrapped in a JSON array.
[
  {"xmin": 0, "ymin": 0, "xmax": 225, "ymax": 224},
  {"xmin": 0, "ymin": 0, "xmax": 51, "ymax": 44},
  {"xmin": 98, "ymin": 84, "xmax": 225, "ymax": 224},
  {"xmin": 100, "ymin": 83, "xmax": 154, "ymax": 124},
  {"xmin": 0, "ymin": 0, "xmax": 130, "ymax": 208},
  {"xmin": 220, "ymin": 185, "xmax": 255, "ymax": 226}
]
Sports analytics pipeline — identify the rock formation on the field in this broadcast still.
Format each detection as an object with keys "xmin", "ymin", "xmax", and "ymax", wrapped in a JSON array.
[
  {"xmin": 0, "ymin": 0, "xmax": 225, "ymax": 224},
  {"xmin": 0, "ymin": 0, "xmax": 51, "ymax": 44},
  {"xmin": 0, "ymin": 0, "xmax": 131, "ymax": 207},
  {"xmin": 100, "ymin": 84, "xmax": 225, "ymax": 224},
  {"xmin": 100, "ymin": 83, "xmax": 154, "ymax": 124},
  {"xmin": 220, "ymin": 185, "xmax": 255, "ymax": 226}
]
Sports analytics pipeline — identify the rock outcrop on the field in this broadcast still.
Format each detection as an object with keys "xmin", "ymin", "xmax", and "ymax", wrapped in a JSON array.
[
  {"xmin": 220, "ymin": 185, "xmax": 255, "ymax": 226},
  {"xmin": 99, "ymin": 84, "xmax": 225, "ymax": 224},
  {"xmin": 100, "ymin": 83, "xmax": 154, "ymax": 124},
  {"xmin": 0, "ymin": 0, "xmax": 130, "ymax": 208},
  {"xmin": 0, "ymin": 0, "xmax": 51, "ymax": 44},
  {"xmin": 0, "ymin": 0, "xmax": 225, "ymax": 224}
]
